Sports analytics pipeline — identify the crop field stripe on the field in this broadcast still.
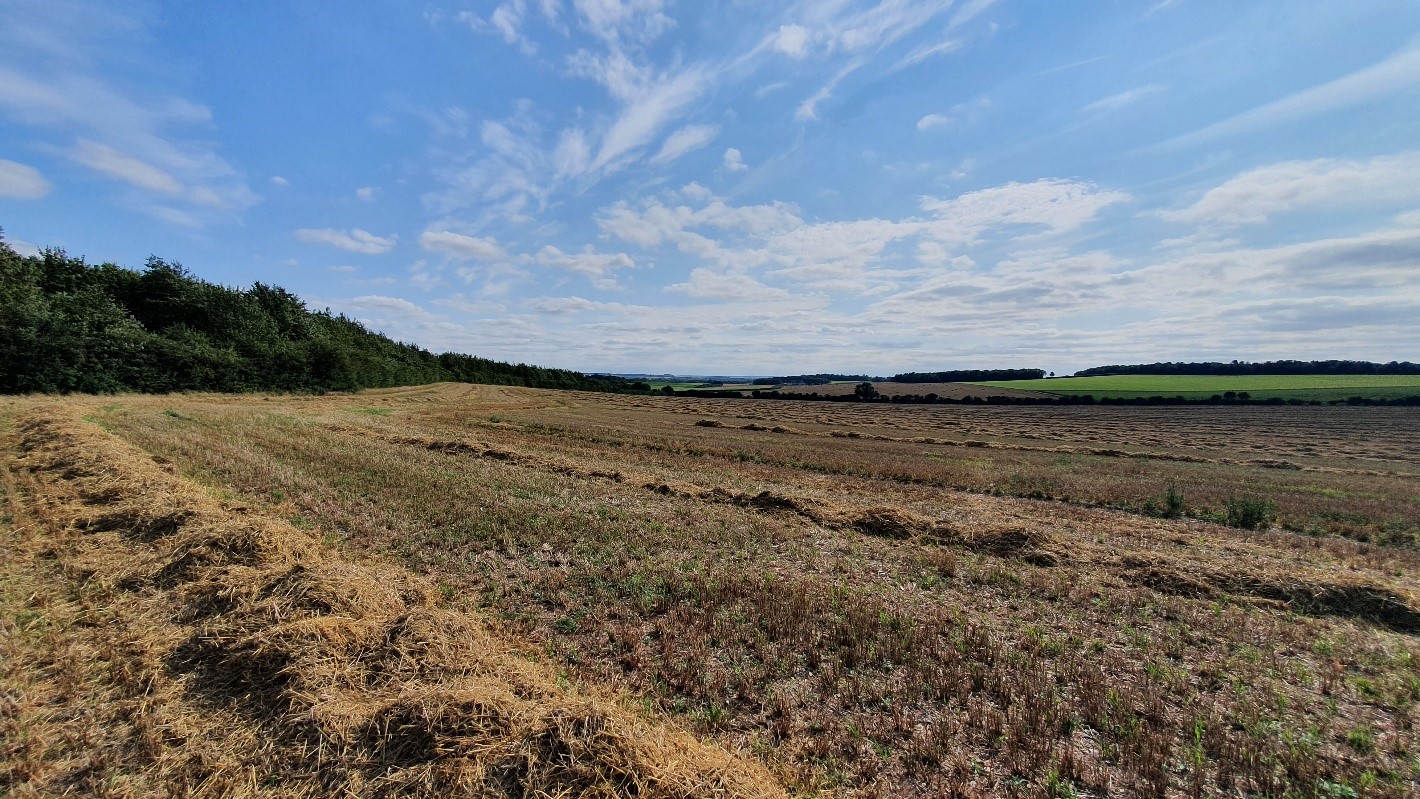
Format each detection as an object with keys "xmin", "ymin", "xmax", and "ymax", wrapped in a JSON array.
[{"xmin": 973, "ymin": 374, "xmax": 1420, "ymax": 394}]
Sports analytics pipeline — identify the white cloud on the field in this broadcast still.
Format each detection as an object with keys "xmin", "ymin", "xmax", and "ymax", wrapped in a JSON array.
[
  {"xmin": 723, "ymin": 147, "xmax": 747, "ymax": 171},
  {"xmin": 294, "ymin": 227, "xmax": 398, "ymax": 255},
  {"xmin": 6, "ymin": 236, "xmax": 41, "ymax": 257},
  {"xmin": 0, "ymin": 9, "xmax": 259, "ymax": 224},
  {"xmin": 1081, "ymin": 84, "xmax": 1166, "ymax": 114},
  {"xmin": 456, "ymin": 2, "xmax": 540, "ymax": 55},
  {"xmin": 916, "ymin": 240, "xmax": 952, "ymax": 266},
  {"xmin": 1162, "ymin": 45, "xmax": 1420, "ymax": 149},
  {"xmin": 493, "ymin": 1, "xmax": 538, "ymax": 55},
  {"xmin": 572, "ymin": 0, "xmax": 673, "ymax": 44},
  {"xmin": 1397, "ymin": 208, "xmax": 1420, "ymax": 228},
  {"xmin": 795, "ymin": 58, "xmax": 864, "ymax": 121},
  {"xmin": 650, "ymin": 123, "xmax": 718, "ymax": 165},
  {"xmin": 355, "ymin": 186, "xmax": 377, "ymax": 201},
  {"xmin": 327, "ymin": 265, "xmax": 358, "ymax": 273},
  {"xmin": 827, "ymin": 0, "xmax": 961, "ymax": 55},
  {"xmin": 916, "ymin": 113, "xmax": 949, "ymax": 131},
  {"xmin": 269, "ymin": 175, "xmax": 289, "ymax": 187},
  {"xmin": 70, "ymin": 139, "xmax": 181, "ymax": 194},
  {"xmin": 596, "ymin": 190, "xmax": 800, "ymax": 258},
  {"xmin": 419, "ymin": 230, "xmax": 506, "ymax": 260},
  {"xmin": 554, "ymin": 127, "xmax": 591, "ymax": 178},
  {"xmin": 433, "ymin": 294, "xmax": 508, "ymax": 316},
  {"xmin": 1158, "ymin": 152, "xmax": 1420, "ymax": 227},
  {"xmin": 535, "ymin": 244, "xmax": 636, "ymax": 286},
  {"xmin": 786, "ymin": 1, "xmax": 995, "ymax": 121},
  {"xmin": 920, "ymin": 179, "xmax": 1130, "ymax": 244},
  {"xmin": 666, "ymin": 267, "xmax": 790, "ymax": 300},
  {"xmin": 526, "ymin": 295, "xmax": 609, "ymax": 315},
  {"xmin": 678, "ymin": 181, "xmax": 713, "ymax": 203},
  {"xmin": 754, "ymin": 80, "xmax": 790, "ymax": 99},
  {"xmin": 0, "ymin": 158, "xmax": 51, "ymax": 198},
  {"xmin": 894, "ymin": 38, "xmax": 964, "ymax": 71},
  {"xmin": 773, "ymin": 24, "xmax": 812, "ymax": 59},
  {"xmin": 586, "ymin": 62, "xmax": 711, "ymax": 171},
  {"xmin": 913, "ymin": 97, "xmax": 990, "ymax": 132},
  {"xmin": 598, "ymin": 179, "xmax": 1124, "ymax": 298}
]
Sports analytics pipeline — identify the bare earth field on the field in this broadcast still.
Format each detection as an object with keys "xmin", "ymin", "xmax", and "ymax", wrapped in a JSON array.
[{"xmin": 4, "ymin": 383, "xmax": 1420, "ymax": 798}]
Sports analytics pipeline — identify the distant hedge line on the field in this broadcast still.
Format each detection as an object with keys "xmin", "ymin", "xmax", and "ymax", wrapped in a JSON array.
[
  {"xmin": 1075, "ymin": 360, "xmax": 1420, "ymax": 376},
  {"xmin": 0, "ymin": 237, "xmax": 638, "ymax": 395},
  {"xmin": 675, "ymin": 389, "xmax": 1420, "ymax": 406},
  {"xmin": 892, "ymin": 369, "xmax": 1047, "ymax": 382}
]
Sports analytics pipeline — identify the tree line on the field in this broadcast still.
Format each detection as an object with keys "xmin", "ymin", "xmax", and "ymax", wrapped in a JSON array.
[
  {"xmin": 1075, "ymin": 360, "xmax": 1420, "ymax": 376},
  {"xmin": 0, "ymin": 236, "xmax": 638, "ymax": 395},
  {"xmin": 750, "ymin": 373, "xmax": 883, "ymax": 386},
  {"xmin": 735, "ymin": 389, "xmax": 1420, "ymax": 407},
  {"xmin": 892, "ymin": 369, "xmax": 1047, "ymax": 383}
]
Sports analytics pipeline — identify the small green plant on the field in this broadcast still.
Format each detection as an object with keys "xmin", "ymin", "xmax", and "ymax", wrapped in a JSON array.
[
  {"xmin": 1046, "ymin": 769, "xmax": 1081, "ymax": 799},
  {"xmin": 1225, "ymin": 494, "xmax": 1275, "ymax": 530},
  {"xmin": 1164, "ymin": 482, "xmax": 1184, "ymax": 518},
  {"xmin": 1316, "ymin": 780, "xmax": 1359, "ymax": 799},
  {"xmin": 1345, "ymin": 726, "xmax": 1375, "ymax": 754}
]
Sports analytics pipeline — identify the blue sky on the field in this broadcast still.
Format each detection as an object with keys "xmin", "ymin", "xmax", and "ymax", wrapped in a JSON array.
[{"xmin": 2, "ymin": 0, "xmax": 1418, "ymax": 375}]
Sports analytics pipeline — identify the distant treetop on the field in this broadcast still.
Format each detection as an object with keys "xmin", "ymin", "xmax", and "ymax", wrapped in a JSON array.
[
  {"xmin": 0, "ymin": 235, "xmax": 640, "ymax": 396},
  {"xmin": 751, "ymin": 373, "xmax": 883, "ymax": 386},
  {"xmin": 892, "ymin": 369, "xmax": 1047, "ymax": 383},
  {"xmin": 1073, "ymin": 360, "xmax": 1420, "ymax": 377}
]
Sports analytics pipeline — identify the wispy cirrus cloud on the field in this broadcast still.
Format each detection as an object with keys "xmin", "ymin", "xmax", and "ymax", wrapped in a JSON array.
[
  {"xmin": 295, "ymin": 227, "xmax": 398, "ymax": 254},
  {"xmin": 1081, "ymin": 84, "xmax": 1166, "ymax": 114},
  {"xmin": 0, "ymin": 158, "xmax": 51, "ymax": 198},
  {"xmin": 1160, "ymin": 44, "xmax": 1420, "ymax": 149},
  {"xmin": 70, "ymin": 138, "xmax": 182, "ymax": 194},
  {"xmin": 0, "ymin": 1, "xmax": 257, "ymax": 224},
  {"xmin": 650, "ymin": 123, "xmax": 719, "ymax": 165},
  {"xmin": 787, "ymin": 0, "xmax": 997, "ymax": 119}
]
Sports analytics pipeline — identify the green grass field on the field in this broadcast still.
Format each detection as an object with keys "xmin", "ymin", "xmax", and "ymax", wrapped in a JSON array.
[{"xmin": 972, "ymin": 374, "xmax": 1420, "ymax": 402}]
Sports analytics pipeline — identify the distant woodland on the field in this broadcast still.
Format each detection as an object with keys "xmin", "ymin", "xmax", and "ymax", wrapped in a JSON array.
[
  {"xmin": 893, "ymin": 369, "xmax": 1047, "ymax": 382},
  {"xmin": 751, "ymin": 373, "xmax": 883, "ymax": 386},
  {"xmin": 1076, "ymin": 361, "xmax": 1420, "ymax": 376},
  {"xmin": 0, "ymin": 236, "xmax": 637, "ymax": 395}
]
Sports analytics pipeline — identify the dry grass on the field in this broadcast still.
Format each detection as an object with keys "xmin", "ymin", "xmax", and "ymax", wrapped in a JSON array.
[
  {"xmin": 6, "ymin": 384, "xmax": 1420, "ymax": 798},
  {"xmin": 0, "ymin": 400, "xmax": 784, "ymax": 799}
]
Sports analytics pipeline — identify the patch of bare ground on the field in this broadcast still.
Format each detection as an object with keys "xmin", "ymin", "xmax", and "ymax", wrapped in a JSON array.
[
  {"xmin": 53, "ymin": 384, "xmax": 1420, "ymax": 798},
  {"xmin": 0, "ymin": 403, "xmax": 783, "ymax": 798}
]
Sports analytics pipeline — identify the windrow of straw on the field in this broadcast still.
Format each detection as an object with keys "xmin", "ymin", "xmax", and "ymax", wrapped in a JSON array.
[
  {"xmin": 2, "ymin": 407, "xmax": 786, "ymax": 799},
  {"xmin": 1115, "ymin": 554, "xmax": 1420, "ymax": 632},
  {"xmin": 338, "ymin": 424, "xmax": 1066, "ymax": 565}
]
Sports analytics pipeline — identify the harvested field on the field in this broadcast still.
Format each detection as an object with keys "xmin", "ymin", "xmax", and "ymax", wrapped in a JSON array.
[
  {"xmin": 0, "ymin": 400, "xmax": 782, "ymax": 799},
  {"xmin": 974, "ymin": 374, "xmax": 1420, "ymax": 402},
  {"xmin": 5, "ymin": 384, "xmax": 1420, "ymax": 798},
  {"xmin": 770, "ymin": 381, "xmax": 1050, "ymax": 399}
]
